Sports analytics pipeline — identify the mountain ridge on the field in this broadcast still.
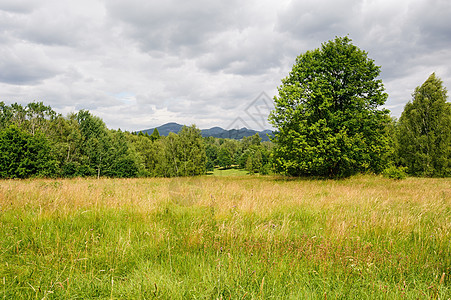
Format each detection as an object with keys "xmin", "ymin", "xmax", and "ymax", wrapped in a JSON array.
[{"xmin": 140, "ymin": 122, "xmax": 273, "ymax": 141}]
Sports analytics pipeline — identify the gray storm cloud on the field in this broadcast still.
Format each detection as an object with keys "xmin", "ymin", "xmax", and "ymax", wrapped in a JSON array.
[{"xmin": 0, "ymin": 0, "xmax": 449, "ymax": 131}]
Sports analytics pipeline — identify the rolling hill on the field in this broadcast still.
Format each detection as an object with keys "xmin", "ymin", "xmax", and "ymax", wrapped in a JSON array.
[{"xmin": 140, "ymin": 123, "xmax": 273, "ymax": 141}]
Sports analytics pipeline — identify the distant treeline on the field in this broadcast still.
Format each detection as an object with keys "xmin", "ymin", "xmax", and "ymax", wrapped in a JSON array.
[{"xmin": 0, "ymin": 102, "xmax": 272, "ymax": 178}]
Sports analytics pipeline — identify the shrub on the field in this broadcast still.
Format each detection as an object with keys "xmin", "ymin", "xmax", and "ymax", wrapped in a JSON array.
[{"xmin": 383, "ymin": 165, "xmax": 408, "ymax": 180}]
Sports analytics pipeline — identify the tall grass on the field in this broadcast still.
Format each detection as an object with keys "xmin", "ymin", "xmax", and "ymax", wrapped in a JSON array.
[{"xmin": 0, "ymin": 175, "xmax": 449, "ymax": 299}]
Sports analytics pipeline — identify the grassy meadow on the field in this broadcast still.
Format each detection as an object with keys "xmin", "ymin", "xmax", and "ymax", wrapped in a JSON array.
[
  {"xmin": 0, "ymin": 175, "xmax": 450, "ymax": 299},
  {"xmin": 211, "ymin": 167, "xmax": 249, "ymax": 176}
]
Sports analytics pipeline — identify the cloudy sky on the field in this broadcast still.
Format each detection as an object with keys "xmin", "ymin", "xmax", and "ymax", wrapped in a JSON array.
[{"xmin": 1, "ymin": 0, "xmax": 450, "ymax": 131}]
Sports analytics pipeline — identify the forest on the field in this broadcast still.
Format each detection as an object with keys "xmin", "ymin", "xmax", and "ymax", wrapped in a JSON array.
[{"xmin": 0, "ymin": 101, "xmax": 273, "ymax": 179}]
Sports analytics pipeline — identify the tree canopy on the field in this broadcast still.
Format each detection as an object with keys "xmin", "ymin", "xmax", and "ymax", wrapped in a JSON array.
[
  {"xmin": 160, "ymin": 125, "xmax": 207, "ymax": 177},
  {"xmin": 397, "ymin": 73, "xmax": 451, "ymax": 177},
  {"xmin": 0, "ymin": 125, "xmax": 57, "ymax": 178},
  {"xmin": 269, "ymin": 36, "xmax": 392, "ymax": 177}
]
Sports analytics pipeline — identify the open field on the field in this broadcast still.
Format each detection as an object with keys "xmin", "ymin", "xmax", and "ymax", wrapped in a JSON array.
[
  {"xmin": 211, "ymin": 167, "xmax": 249, "ymax": 176},
  {"xmin": 0, "ymin": 175, "xmax": 450, "ymax": 299}
]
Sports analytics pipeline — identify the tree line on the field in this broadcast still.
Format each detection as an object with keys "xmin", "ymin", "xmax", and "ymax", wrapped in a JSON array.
[
  {"xmin": 1, "ymin": 37, "xmax": 450, "ymax": 179},
  {"xmin": 0, "ymin": 102, "xmax": 272, "ymax": 178}
]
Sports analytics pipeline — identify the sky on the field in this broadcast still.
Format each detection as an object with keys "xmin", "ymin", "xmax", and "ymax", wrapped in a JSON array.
[{"xmin": 1, "ymin": 0, "xmax": 450, "ymax": 131}]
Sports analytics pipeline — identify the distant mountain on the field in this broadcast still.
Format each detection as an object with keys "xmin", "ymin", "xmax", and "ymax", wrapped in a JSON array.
[
  {"xmin": 141, "ymin": 122, "xmax": 183, "ymax": 136},
  {"xmin": 140, "ymin": 123, "xmax": 274, "ymax": 141},
  {"xmin": 201, "ymin": 126, "xmax": 225, "ymax": 137}
]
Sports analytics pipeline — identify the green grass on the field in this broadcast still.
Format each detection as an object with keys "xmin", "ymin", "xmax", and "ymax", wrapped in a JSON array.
[
  {"xmin": 211, "ymin": 167, "xmax": 249, "ymax": 176},
  {"xmin": 0, "ymin": 176, "xmax": 450, "ymax": 299}
]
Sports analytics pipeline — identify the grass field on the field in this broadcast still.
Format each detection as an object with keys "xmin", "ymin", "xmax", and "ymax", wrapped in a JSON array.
[
  {"xmin": 211, "ymin": 167, "xmax": 249, "ymax": 176},
  {"xmin": 0, "ymin": 175, "xmax": 450, "ymax": 299}
]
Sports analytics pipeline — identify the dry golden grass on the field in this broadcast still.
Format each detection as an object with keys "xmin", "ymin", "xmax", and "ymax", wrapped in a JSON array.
[
  {"xmin": 1, "ymin": 175, "xmax": 448, "ymax": 212},
  {"xmin": 0, "ymin": 175, "xmax": 449, "ymax": 298}
]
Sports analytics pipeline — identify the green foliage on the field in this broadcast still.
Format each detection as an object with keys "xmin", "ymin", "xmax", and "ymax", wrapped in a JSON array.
[
  {"xmin": 127, "ymin": 132, "xmax": 161, "ymax": 177},
  {"xmin": 0, "ymin": 103, "xmax": 146, "ymax": 178},
  {"xmin": 240, "ymin": 133, "xmax": 262, "ymax": 148},
  {"xmin": 177, "ymin": 125, "xmax": 207, "ymax": 176},
  {"xmin": 215, "ymin": 139, "xmax": 241, "ymax": 169},
  {"xmin": 75, "ymin": 110, "xmax": 113, "ymax": 177},
  {"xmin": 105, "ymin": 130, "xmax": 140, "ymax": 178},
  {"xmin": 0, "ymin": 125, "xmax": 57, "ymax": 178},
  {"xmin": 237, "ymin": 135, "xmax": 273, "ymax": 174},
  {"xmin": 245, "ymin": 148, "xmax": 262, "ymax": 174},
  {"xmin": 382, "ymin": 165, "xmax": 408, "ymax": 180},
  {"xmin": 397, "ymin": 73, "xmax": 451, "ymax": 177},
  {"xmin": 217, "ymin": 145, "xmax": 234, "ymax": 169},
  {"xmin": 72, "ymin": 111, "xmax": 142, "ymax": 178},
  {"xmin": 150, "ymin": 128, "xmax": 160, "ymax": 141},
  {"xmin": 270, "ymin": 36, "xmax": 392, "ymax": 178},
  {"xmin": 0, "ymin": 102, "xmax": 275, "ymax": 178},
  {"xmin": 204, "ymin": 138, "xmax": 219, "ymax": 171},
  {"xmin": 160, "ymin": 125, "xmax": 207, "ymax": 177}
]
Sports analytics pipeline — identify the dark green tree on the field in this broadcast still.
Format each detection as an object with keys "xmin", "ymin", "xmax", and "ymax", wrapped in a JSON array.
[
  {"xmin": 74, "ymin": 113, "xmax": 141, "ymax": 178},
  {"xmin": 217, "ymin": 144, "xmax": 234, "ymax": 169},
  {"xmin": 0, "ymin": 125, "xmax": 57, "ymax": 178},
  {"xmin": 75, "ymin": 110, "xmax": 110, "ymax": 177},
  {"xmin": 269, "ymin": 36, "xmax": 392, "ymax": 177},
  {"xmin": 126, "ymin": 132, "xmax": 160, "ymax": 176},
  {"xmin": 205, "ymin": 139, "xmax": 219, "ymax": 172},
  {"xmin": 160, "ymin": 133, "xmax": 180, "ymax": 177},
  {"xmin": 105, "ymin": 130, "xmax": 140, "ymax": 178},
  {"xmin": 150, "ymin": 128, "xmax": 160, "ymax": 141},
  {"xmin": 397, "ymin": 73, "xmax": 451, "ymax": 177}
]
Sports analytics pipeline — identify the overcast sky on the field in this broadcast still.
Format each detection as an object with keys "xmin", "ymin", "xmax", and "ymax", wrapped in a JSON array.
[{"xmin": 1, "ymin": 0, "xmax": 450, "ymax": 131}]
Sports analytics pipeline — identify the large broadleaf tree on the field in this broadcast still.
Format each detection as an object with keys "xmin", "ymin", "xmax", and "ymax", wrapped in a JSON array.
[{"xmin": 269, "ymin": 37, "xmax": 392, "ymax": 177}]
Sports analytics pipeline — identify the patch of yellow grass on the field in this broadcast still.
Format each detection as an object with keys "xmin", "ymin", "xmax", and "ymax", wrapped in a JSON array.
[{"xmin": 1, "ymin": 175, "xmax": 449, "ymax": 238}]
